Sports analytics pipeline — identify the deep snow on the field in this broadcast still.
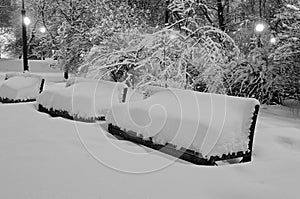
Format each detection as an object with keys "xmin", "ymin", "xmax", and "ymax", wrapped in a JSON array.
[
  {"xmin": 0, "ymin": 102, "xmax": 299, "ymax": 199},
  {"xmin": 0, "ymin": 59, "xmax": 65, "ymax": 83},
  {"xmin": 0, "ymin": 59, "xmax": 299, "ymax": 198},
  {"xmin": 0, "ymin": 59, "xmax": 60, "ymax": 73},
  {"xmin": 0, "ymin": 74, "xmax": 43, "ymax": 100}
]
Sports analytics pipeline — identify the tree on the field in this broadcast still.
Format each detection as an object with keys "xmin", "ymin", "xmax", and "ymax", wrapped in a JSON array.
[
  {"xmin": 127, "ymin": 0, "xmax": 166, "ymax": 27},
  {"xmin": 81, "ymin": 0, "xmax": 239, "ymax": 94},
  {"xmin": 33, "ymin": 0, "xmax": 152, "ymax": 78},
  {"xmin": 0, "ymin": 0, "xmax": 18, "ymax": 57},
  {"xmin": 0, "ymin": 0, "xmax": 17, "ymax": 28},
  {"xmin": 269, "ymin": 1, "xmax": 300, "ymax": 100}
]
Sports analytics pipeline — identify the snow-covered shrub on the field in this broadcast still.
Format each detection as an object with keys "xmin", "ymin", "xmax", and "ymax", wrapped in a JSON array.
[
  {"xmin": 185, "ymin": 26, "xmax": 239, "ymax": 93},
  {"xmin": 167, "ymin": 0, "xmax": 212, "ymax": 29},
  {"xmin": 81, "ymin": 26, "xmax": 239, "ymax": 94},
  {"xmin": 81, "ymin": 28, "xmax": 189, "ymax": 89},
  {"xmin": 226, "ymin": 1, "xmax": 300, "ymax": 104},
  {"xmin": 225, "ymin": 47, "xmax": 284, "ymax": 104},
  {"xmin": 78, "ymin": 0, "xmax": 241, "ymax": 94},
  {"xmin": 79, "ymin": 29, "xmax": 145, "ymax": 82},
  {"xmin": 269, "ymin": 3, "xmax": 300, "ymax": 101},
  {"xmin": 54, "ymin": 21, "xmax": 92, "ymax": 74},
  {"xmin": 51, "ymin": 0, "xmax": 151, "ymax": 76},
  {"xmin": 130, "ymin": 29, "xmax": 189, "ymax": 89}
]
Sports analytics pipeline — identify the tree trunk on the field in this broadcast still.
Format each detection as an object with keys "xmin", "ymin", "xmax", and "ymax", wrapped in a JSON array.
[
  {"xmin": 165, "ymin": 0, "xmax": 170, "ymax": 25},
  {"xmin": 64, "ymin": 70, "xmax": 69, "ymax": 79},
  {"xmin": 259, "ymin": 0, "xmax": 262, "ymax": 18},
  {"xmin": 251, "ymin": 0, "xmax": 255, "ymax": 15},
  {"xmin": 217, "ymin": 0, "xmax": 225, "ymax": 31}
]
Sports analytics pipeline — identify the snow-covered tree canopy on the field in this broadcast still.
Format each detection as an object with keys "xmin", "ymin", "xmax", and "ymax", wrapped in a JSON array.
[
  {"xmin": 2, "ymin": 0, "xmax": 299, "ymax": 103},
  {"xmin": 81, "ymin": 24, "xmax": 239, "ymax": 94}
]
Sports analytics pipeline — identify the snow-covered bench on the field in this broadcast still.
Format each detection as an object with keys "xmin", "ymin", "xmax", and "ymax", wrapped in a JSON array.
[
  {"xmin": 37, "ymin": 78, "xmax": 136, "ymax": 122},
  {"xmin": 106, "ymin": 87, "xmax": 260, "ymax": 165},
  {"xmin": 0, "ymin": 72, "xmax": 45, "ymax": 103}
]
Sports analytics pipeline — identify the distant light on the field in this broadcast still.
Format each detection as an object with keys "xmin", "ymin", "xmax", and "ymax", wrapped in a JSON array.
[
  {"xmin": 40, "ymin": 27, "xmax": 46, "ymax": 33},
  {"xmin": 255, "ymin": 23, "xmax": 265, "ymax": 33},
  {"xmin": 24, "ymin": 17, "xmax": 30, "ymax": 26},
  {"xmin": 270, "ymin": 37, "xmax": 276, "ymax": 44}
]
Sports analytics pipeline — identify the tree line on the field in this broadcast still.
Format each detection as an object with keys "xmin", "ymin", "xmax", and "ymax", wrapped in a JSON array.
[{"xmin": 0, "ymin": 0, "xmax": 299, "ymax": 103}]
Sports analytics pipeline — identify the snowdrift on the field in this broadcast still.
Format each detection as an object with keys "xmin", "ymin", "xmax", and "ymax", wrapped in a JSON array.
[
  {"xmin": 37, "ymin": 78, "xmax": 143, "ymax": 122},
  {"xmin": 106, "ymin": 87, "xmax": 260, "ymax": 165},
  {"xmin": 0, "ymin": 72, "xmax": 45, "ymax": 103}
]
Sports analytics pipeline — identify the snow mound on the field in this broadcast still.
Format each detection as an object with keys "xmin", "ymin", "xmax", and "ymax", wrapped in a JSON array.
[
  {"xmin": 0, "ymin": 74, "xmax": 44, "ymax": 101},
  {"xmin": 106, "ymin": 87, "xmax": 260, "ymax": 158},
  {"xmin": 37, "ymin": 80, "xmax": 131, "ymax": 120}
]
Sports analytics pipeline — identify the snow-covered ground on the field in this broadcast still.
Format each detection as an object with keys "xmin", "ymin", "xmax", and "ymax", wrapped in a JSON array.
[
  {"xmin": 0, "ymin": 102, "xmax": 299, "ymax": 199},
  {"xmin": 1, "ymin": 58, "xmax": 300, "ymax": 198},
  {"xmin": 0, "ymin": 59, "xmax": 59, "ymax": 73},
  {"xmin": 0, "ymin": 59, "xmax": 65, "ymax": 82}
]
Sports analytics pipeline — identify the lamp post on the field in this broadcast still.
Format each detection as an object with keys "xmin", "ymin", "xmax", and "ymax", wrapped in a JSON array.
[{"xmin": 21, "ymin": 0, "xmax": 29, "ymax": 71}]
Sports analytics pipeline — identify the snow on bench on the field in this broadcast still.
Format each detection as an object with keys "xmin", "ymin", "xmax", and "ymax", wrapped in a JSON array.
[
  {"xmin": 37, "ymin": 78, "xmax": 139, "ymax": 122},
  {"xmin": 106, "ymin": 87, "xmax": 260, "ymax": 165},
  {"xmin": 0, "ymin": 72, "xmax": 45, "ymax": 103}
]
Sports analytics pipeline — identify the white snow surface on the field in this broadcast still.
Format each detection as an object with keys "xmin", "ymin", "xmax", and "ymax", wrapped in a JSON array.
[
  {"xmin": 0, "ymin": 73, "xmax": 6, "ymax": 81},
  {"xmin": 37, "ymin": 80, "xmax": 127, "ymax": 119},
  {"xmin": 0, "ymin": 75, "xmax": 42, "ymax": 100},
  {"xmin": 107, "ymin": 88, "xmax": 260, "ymax": 157},
  {"xmin": 0, "ymin": 102, "xmax": 299, "ymax": 199}
]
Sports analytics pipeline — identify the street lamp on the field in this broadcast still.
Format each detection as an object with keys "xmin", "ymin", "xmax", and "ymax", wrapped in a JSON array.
[
  {"xmin": 40, "ymin": 27, "xmax": 46, "ymax": 33},
  {"xmin": 23, "ymin": 16, "xmax": 31, "ymax": 26},
  {"xmin": 39, "ymin": 27, "xmax": 46, "ymax": 60},
  {"xmin": 255, "ymin": 23, "xmax": 265, "ymax": 33},
  {"xmin": 255, "ymin": 22, "xmax": 266, "ymax": 47},
  {"xmin": 270, "ymin": 36, "xmax": 276, "ymax": 44},
  {"xmin": 21, "ymin": 0, "xmax": 29, "ymax": 71}
]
